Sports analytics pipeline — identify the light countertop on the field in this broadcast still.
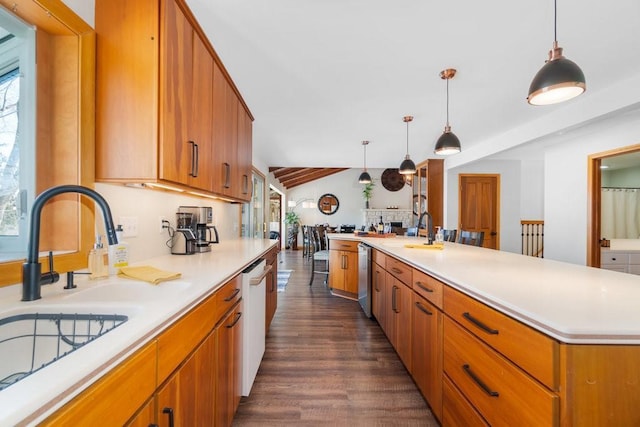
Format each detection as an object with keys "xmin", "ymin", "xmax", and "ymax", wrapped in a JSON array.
[
  {"xmin": 329, "ymin": 234, "xmax": 640, "ymax": 345},
  {"xmin": 0, "ymin": 238, "xmax": 276, "ymax": 426}
]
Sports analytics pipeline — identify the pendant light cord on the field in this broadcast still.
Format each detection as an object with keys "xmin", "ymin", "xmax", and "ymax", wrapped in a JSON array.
[
  {"xmin": 446, "ymin": 78, "xmax": 450, "ymax": 127},
  {"xmin": 363, "ymin": 143, "xmax": 367, "ymax": 170},
  {"xmin": 553, "ymin": 0, "xmax": 557, "ymax": 43},
  {"xmin": 406, "ymin": 120, "xmax": 410, "ymax": 154}
]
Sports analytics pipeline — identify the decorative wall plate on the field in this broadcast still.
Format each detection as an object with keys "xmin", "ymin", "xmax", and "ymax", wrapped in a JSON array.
[{"xmin": 381, "ymin": 168, "xmax": 405, "ymax": 192}]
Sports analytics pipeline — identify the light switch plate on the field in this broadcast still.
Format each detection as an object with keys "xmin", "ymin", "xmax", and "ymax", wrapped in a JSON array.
[{"xmin": 118, "ymin": 216, "xmax": 139, "ymax": 237}]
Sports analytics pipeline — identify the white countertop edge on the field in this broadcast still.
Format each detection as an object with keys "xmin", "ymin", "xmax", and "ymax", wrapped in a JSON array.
[{"xmin": 329, "ymin": 234, "xmax": 640, "ymax": 345}]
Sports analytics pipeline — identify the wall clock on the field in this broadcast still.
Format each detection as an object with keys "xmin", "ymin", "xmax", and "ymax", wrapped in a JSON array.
[{"xmin": 381, "ymin": 168, "xmax": 405, "ymax": 192}]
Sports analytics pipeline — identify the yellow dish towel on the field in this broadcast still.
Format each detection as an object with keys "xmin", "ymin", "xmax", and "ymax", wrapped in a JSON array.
[
  {"xmin": 118, "ymin": 265, "xmax": 182, "ymax": 285},
  {"xmin": 404, "ymin": 243, "xmax": 444, "ymax": 250}
]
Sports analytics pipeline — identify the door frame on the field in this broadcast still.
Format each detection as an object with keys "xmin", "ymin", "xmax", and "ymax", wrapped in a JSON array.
[
  {"xmin": 458, "ymin": 173, "xmax": 500, "ymax": 249},
  {"xmin": 587, "ymin": 143, "xmax": 640, "ymax": 267}
]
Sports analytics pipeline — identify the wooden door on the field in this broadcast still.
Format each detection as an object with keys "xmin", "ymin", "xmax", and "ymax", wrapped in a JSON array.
[
  {"xmin": 159, "ymin": 0, "xmax": 193, "ymax": 186},
  {"xmin": 411, "ymin": 294, "xmax": 443, "ymax": 421},
  {"xmin": 459, "ymin": 174, "xmax": 499, "ymax": 249},
  {"xmin": 395, "ymin": 281, "xmax": 412, "ymax": 371}
]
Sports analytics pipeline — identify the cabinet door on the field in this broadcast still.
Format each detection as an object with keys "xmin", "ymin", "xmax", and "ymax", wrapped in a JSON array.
[
  {"xmin": 342, "ymin": 250, "xmax": 358, "ymax": 294},
  {"xmin": 236, "ymin": 102, "xmax": 253, "ymax": 201},
  {"xmin": 411, "ymin": 294, "xmax": 443, "ymax": 421},
  {"xmin": 372, "ymin": 261, "xmax": 386, "ymax": 329},
  {"xmin": 125, "ymin": 398, "xmax": 155, "ymax": 427},
  {"xmin": 156, "ymin": 330, "xmax": 216, "ymax": 427},
  {"xmin": 329, "ymin": 249, "xmax": 345, "ymax": 291},
  {"xmin": 187, "ymin": 33, "xmax": 214, "ymax": 192},
  {"xmin": 395, "ymin": 280, "xmax": 412, "ymax": 370},
  {"xmin": 266, "ymin": 248, "xmax": 278, "ymax": 332},
  {"xmin": 159, "ymin": 0, "xmax": 193, "ymax": 186},
  {"xmin": 215, "ymin": 302, "xmax": 243, "ymax": 427}
]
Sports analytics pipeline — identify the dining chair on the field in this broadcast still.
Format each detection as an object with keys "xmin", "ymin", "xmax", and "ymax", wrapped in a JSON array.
[
  {"xmin": 302, "ymin": 225, "xmax": 311, "ymax": 259},
  {"xmin": 309, "ymin": 226, "xmax": 330, "ymax": 286},
  {"xmin": 442, "ymin": 229, "xmax": 457, "ymax": 242},
  {"xmin": 457, "ymin": 230, "xmax": 484, "ymax": 247}
]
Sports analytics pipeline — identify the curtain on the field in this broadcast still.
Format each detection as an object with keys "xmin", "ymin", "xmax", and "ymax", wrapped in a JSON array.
[{"xmin": 601, "ymin": 188, "xmax": 640, "ymax": 239}]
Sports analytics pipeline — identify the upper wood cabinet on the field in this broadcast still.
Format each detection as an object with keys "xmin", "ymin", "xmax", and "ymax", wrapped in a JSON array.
[
  {"xmin": 95, "ymin": 0, "xmax": 253, "ymax": 202},
  {"xmin": 413, "ymin": 159, "xmax": 443, "ymax": 228}
]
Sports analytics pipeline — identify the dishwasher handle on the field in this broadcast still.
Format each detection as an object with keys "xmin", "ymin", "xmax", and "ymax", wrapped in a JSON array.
[{"xmin": 249, "ymin": 264, "xmax": 273, "ymax": 286}]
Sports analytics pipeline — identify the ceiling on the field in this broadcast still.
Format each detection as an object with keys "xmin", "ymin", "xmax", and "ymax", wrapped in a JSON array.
[{"xmin": 185, "ymin": 0, "xmax": 640, "ymax": 172}]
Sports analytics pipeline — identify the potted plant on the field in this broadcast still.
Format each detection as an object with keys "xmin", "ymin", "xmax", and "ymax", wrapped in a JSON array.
[
  {"xmin": 362, "ymin": 180, "xmax": 375, "ymax": 209},
  {"xmin": 284, "ymin": 211, "xmax": 301, "ymax": 249}
]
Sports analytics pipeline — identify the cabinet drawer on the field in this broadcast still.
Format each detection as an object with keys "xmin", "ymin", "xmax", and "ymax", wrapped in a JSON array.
[
  {"xmin": 372, "ymin": 249, "xmax": 387, "ymax": 266},
  {"xmin": 330, "ymin": 239, "xmax": 359, "ymax": 252},
  {"xmin": 413, "ymin": 269, "xmax": 443, "ymax": 309},
  {"xmin": 386, "ymin": 256, "xmax": 412, "ymax": 286},
  {"xmin": 444, "ymin": 318, "xmax": 558, "ymax": 426},
  {"xmin": 211, "ymin": 275, "xmax": 243, "ymax": 323},
  {"xmin": 601, "ymin": 251, "xmax": 628, "ymax": 265},
  {"xmin": 444, "ymin": 287, "xmax": 558, "ymax": 390},
  {"xmin": 443, "ymin": 375, "xmax": 488, "ymax": 427}
]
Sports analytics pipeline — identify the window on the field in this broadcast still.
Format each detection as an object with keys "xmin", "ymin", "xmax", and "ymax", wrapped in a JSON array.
[{"xmin": 0, "ymin": 15, "xmax": 36, "ymax": 258}]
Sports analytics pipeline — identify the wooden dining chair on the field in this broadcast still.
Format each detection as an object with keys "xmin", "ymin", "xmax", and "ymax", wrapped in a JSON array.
[
  {"xmin": 457, "ymin": 230, "xmax": 484, "ymax": 247},
  {"xmin": 309, "ymin": 226, "xmax": 329, "ymax": 286}
]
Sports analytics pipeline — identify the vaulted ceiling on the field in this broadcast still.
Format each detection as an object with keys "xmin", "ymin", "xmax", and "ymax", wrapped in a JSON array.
[{"xmin": 269, "ymin": 167, "xmax": 348, "ymax": 189}]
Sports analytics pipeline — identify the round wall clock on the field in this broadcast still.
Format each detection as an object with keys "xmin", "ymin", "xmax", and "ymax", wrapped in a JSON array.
[{"xmin": 381, "ymin": 168, "xmax": 405, "ymax": 192}]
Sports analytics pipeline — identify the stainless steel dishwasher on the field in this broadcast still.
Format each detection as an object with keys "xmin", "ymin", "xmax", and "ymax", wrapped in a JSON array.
[{"xmin": 357, "ymin": 243, "xmax": 372, "ymax": 318}]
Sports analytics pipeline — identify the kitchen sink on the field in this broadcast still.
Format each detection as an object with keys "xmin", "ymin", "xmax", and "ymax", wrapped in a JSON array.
[{"xmin": 0, "ymin": 309, "xmax": 129, "ymax": 391}]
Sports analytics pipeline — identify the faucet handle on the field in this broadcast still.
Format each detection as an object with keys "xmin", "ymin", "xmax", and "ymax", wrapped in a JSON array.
[{"xmin": 40, "ymin": 251, "xmax": 60, "ymax": 286}]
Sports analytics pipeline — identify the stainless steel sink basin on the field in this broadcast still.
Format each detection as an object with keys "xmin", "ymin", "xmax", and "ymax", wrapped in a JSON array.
[{"xmin": 0, "ymin": 310, "xmax": 128, "ymax": 391}]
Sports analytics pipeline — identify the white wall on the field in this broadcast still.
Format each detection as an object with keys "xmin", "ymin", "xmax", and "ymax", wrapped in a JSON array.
[
  {"xmin": 543, "ymin": 109, "xmax": 640, "ymax": 264},
  {"xmin": 286, "ymin": 168, "xmax": 412, "ymax": 228},
  {"xmin": 95, "ymin": 183, "xmax": 241, "ymax": 264}
]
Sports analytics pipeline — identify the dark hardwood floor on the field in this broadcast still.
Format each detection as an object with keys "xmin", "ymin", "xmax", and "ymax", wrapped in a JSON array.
[{"xmin": 233, "ymin": 250, "xmax": 438, "ymax": 426}]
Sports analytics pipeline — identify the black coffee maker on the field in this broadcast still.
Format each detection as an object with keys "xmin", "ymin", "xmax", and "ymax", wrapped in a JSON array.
[
  {"xmin": 176, "ymin": 206, "xmax": 219, "ymax": 253},
  {"xmin": 171, "ymin": 212, "xmax": 197, "ymax": 255}
]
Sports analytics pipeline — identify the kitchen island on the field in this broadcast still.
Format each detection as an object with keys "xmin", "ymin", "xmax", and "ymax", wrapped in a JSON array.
[
  {"xmin": 329, "ymin": 233, "xmax": 640, "ymax": 426},
  {"xmin": 0, "ymin": 238, "xmax": 277, "ymax": 426}
]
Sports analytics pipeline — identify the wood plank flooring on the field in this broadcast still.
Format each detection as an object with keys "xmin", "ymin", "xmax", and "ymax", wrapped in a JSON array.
[{"xmin": 233, "ymin": 250, "xmax": 438, "ymax": 426}]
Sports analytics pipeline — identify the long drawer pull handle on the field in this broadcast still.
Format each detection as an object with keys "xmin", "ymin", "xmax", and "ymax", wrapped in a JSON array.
[
  {"xmin": 227, "ymin": 312, "xmax": 242, "ymax": 328},
  {"xmin": 224, "ymin": 288, "xmax": 241, "ymax": 302},
  {"xmin": 463, "ymin": 312, "xmax": 499, "ymax": 335},
  {"xmin": 415, "ymin": 301, "xmax": 433, "ymax": 316},
  {"xmin": 416, "ymin": 282, "xmax": 434, "ymax": 293},
  {"xmin": 390, "ymin": 267, "xmax": 403, "ymax": 274},
  {"xmin": 463, "ymin": 364, "xmax": 499, "ymax": 397}
]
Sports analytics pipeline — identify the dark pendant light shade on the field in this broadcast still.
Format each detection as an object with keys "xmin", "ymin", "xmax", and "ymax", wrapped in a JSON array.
[
  {"xmin": 527, "ymin": 0, "xmax": 586, "ymax": 105},
  {"xmin": 527, "ymin": 42, "xmax": 586, "ymax": 105},
  {"xmin": 358, "ymin": 140, "xmax": 372, "ymax": 184},
  {"xmin": 434, "ymin": 68, "xmax": 461, "ymax": 155},
  {"xmin": 434, "ymin": 126, "xmax": 461, "ymax": 155},
  {"xmin": 399, "ymin": 116, "xmax": 416, "ymax": 175}
]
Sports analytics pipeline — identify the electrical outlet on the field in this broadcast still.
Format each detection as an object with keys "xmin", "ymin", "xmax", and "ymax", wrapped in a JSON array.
[
  {"xmin": 159, "ymin": 216, "xmax": 169, "ymax": 234},
  {"xmin": 118, "ymin": 216, "xmax": 139, "ymax": 237}
]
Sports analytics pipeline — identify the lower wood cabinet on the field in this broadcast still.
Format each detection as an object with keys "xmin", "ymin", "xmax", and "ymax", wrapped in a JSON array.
[
  {"xmin": 442, "ymin": 376, "xmax": 488, "ymax": 427},
  {"xmin": 371, "ymin": 260, "xmax": 386, "ymax": 331},
  {"xmin": 44, "ymin": 274, "xmax": 245, "ymax": 427},
  {"xmin": 411, "ymin": 293, "xmax": 443, "ymax": 421},
  {"xmin": 265, "ymin": 246, "xmax": 278, "ymax": 332},
  {"xmin": 384, "ymin": 271, "xmax": 412, "ymax": 370},
  {"xmin": 329, "ymin": 239, "xmax": 359, "ymax": 295},
  {"xmin": 215, "ymin": 301, "xmax": 243, "ymax": 427}
]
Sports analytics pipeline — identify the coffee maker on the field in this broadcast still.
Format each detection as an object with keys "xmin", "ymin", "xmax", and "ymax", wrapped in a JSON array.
[
  {"xmin": 177, "ymin": 206, "xmax": 219, "ymax": 253},
  {"xmin": 171, "ymin": 211, "xmax": 197, "ymax": 255}
]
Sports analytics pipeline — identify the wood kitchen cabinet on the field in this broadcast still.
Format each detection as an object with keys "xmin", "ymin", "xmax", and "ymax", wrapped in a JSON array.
[
  {"xmin": 413, "ymin": 159, "xmax": 443, "ymax": 228},
  {"xmin": 95, "ymin": 0, "xmax": 253, "ymax": 202},
  {"xmin": 371, "ymin": 257, "xmax": 386, "ymax": 331},
  {"xmin": 411, "ymin": 293, "xmax": 443, "ymax": 421},
  {"xmin": 215, "ymin": 302, "xmax": 243, "ymax": 427},
  {"xmin": 384, "ymin": 272, "xmax": 412, "ymax": 370},
  {"xmin": 265, "ymin": 246, "xmax": 279, "ymax": 332},
  {"xmin": 328, "ymin": 239, "xmax": 359, "ymax": 295}
]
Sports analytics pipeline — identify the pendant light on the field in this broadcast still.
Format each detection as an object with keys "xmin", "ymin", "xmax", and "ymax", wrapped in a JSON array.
[
  {"xmin": 399, "ymin": 116, "xmax": 416, "ymax": 175},
  {"xmin": 434, "ymin": 68, "xmax": 461, "ymax": 155},
  {"xmin": 358, "ymin": 140, "xmax": 372, "ymax": 184},
  {"xmin": 527, "ymin": 0, "xmax": 585, "ymax": 105}
]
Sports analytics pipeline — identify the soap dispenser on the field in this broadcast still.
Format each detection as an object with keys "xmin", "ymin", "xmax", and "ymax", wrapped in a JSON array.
[
  {"xmin": 435, "ymin": 226, "xmax": 444, "ymax": 244},
  {"xmin": 108, "ymin": 225, "xmax": 130, "ymax": 275},
  {"xmin": 88, "ymin": 235, "xmax": 109, "ymax": 279}
]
